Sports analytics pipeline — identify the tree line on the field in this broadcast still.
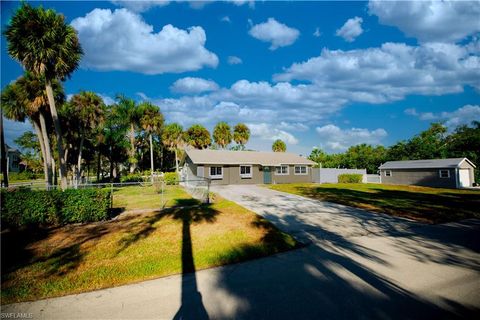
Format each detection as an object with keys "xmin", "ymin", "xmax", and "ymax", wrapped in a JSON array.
[{"xmin": 308, "ymin": 122, "xmax": 480, "ymax": 181}]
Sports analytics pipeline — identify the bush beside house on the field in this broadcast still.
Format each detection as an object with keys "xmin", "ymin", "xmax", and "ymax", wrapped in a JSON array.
[{"xmin": 338, "ymin": 174, "xmax": 363, "ymax": 183}]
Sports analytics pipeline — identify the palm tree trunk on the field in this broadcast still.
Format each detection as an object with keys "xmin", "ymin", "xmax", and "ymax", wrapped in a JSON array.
[
  {"xmin": 39, "ymin": 112, "xmax": 53, "ymax": 186},
  {"xmin": 45, "ymin": 81, "xmax": 67, "ymax": 190},
  {"xmin": 32, "ymin": 120, "xmax": 49, "ymax": 188},
  {"xmin": 150, "ymin": 134, "xmax": 154, "ymax": 182},
  {"xmin": 97, "ymin": 152, "xmax": 101, "ymax": 182},
  {"xmin": 175, "ymin": 148, "xmax": 179, "ymax": 173},
  {"xmin": 129, "ymin": 123, "xmax": 136, "ymax": 173},
  {"xmin": 0, "ymin": 110, "xmax": 8, "ymax": 187},
  {"xmin": 76, "ymin": 130, "xmax": 85, "ymax": 188}
]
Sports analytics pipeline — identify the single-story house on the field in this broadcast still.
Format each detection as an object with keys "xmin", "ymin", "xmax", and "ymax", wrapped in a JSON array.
[
  {"xmin": 0, "ymin": 144, "xmax": 22, "ymax": 173},
  {"xmin": 379, "ymin": 158, "xmax": 476, "ymax": 189},
  {"xmin": 183, "ymin": 149, "xmax": 316, "ymax": 185}
]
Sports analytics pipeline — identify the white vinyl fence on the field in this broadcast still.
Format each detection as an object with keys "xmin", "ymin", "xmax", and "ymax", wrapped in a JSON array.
[
  {"xmin": 366, "ymin": 174, "xmax": 381, "ymax": 183},
  {"xmin": 312, "ymin": 168, "xmax": 367, "ymax": 183}
]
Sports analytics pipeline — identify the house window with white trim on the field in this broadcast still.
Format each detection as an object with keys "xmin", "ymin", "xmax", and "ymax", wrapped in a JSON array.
[
  {"xmin": 240, "ymin": 165, "xmax": 252, "ymax": 178},
  {"xmin": 439, "ymin": 169, "xmax": 450, "ymax": 178},
  {"xmin": 294, "ymin": 165, "xmax": 308, "ymax": 175},
  {"xmin": 275, "ymin": 165, "xmax": 289, "ymax": 175},
  {"xmin": 384, "ymin": 170, "xmax": 392, "ymax": 177},
  {"xmin": 210, "ymin": 166, "xmax": 223, "ymax": 179}
]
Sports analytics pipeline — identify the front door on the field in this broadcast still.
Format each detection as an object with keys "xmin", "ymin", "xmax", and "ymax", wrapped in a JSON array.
[
  {"xmin": 263, "ymin": 166, "xmax": 272, "ymax": 184},
  {"xmin": 459, "ymin": 169, "xmax": 470, "ymax": 187}
]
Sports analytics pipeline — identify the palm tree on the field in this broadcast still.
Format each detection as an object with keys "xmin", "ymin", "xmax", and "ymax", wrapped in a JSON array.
[
  {"xmin": 233, "ymin": 123, "xmax": 250, "ymax": 150},
  {"xmin": 272, "ymin": 139, "xmax": 287, "ymax": 152},
  {"xmin": 4, "ymin": 3, "xmax": 83, "ymax": 190},
  {"xmin": 184, "ymin": 124, "xmax": 211, "ymax": 150},
  {"xmin": 115, "ymin": 95, "xmax": 142, "ymax": 173},
  {"xmin": 1, "ymin": 73, "xmax": 64, "ymax": 187},
  {"xmin": 162, "ymin": 123, "xmax": 184, "ymax": 172},
  {"xmin": 69, "ymin": 91, "xmax": 105, "ymax": 185},
  {"xmin": 213, "ymin": 122, "xmax": 232, "ymax": 149},
  {"xmin": 0, "ymin": 107, "xmax": 8, "ymax": 187},
  {"xmin": 139, "ymin": 102, "xmax": 164, "ymax": 180}
]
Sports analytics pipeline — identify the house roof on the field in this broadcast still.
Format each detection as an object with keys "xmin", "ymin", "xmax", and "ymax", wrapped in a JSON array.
[
  {"xmin": 379, "ymin": 158, "xmax": 476, "ymax": 170},
  {"xmin": 186, "ymin": 149, "xmax": 316, "ymax": 166}
]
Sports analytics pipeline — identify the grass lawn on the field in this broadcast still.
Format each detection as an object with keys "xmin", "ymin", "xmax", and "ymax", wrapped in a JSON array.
[
  {"xmin": 112, "ymin": 185, "xmax": 193, "ymax": 211},
  {"xmin": 1, "ymin": 186, "xmax": 297, "ymax": 304},
  {"xmin": 269, "ymin": 183, "xmax": 480, "ymax": 224}
]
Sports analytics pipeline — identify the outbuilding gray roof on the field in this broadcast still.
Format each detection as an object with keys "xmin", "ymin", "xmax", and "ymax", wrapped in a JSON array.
[
  {"xmin": 186, "ymin": 149, "xmax": 315, "ymax": 166},
  {"xmin": 379, "ymin": 158, "xmax": 475, "ymax": 170}
]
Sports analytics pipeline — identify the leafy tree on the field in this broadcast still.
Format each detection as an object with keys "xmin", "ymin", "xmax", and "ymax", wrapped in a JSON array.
[
  {"xmin": 162, "ymin": 123, "xmax": 184, "ymax": 172},
  {"xmin": 184, "ymin": 124, "xmax": 211, "ymax": 149},
  {"xmin": 343, "ymin": 144, "xmax": 387, "ymax": 173},
  {"xmin": 272, "ymin": 139, "xmax": 286, "ymax": 152},
  {"xmin": 115, "ymin": 95, "xmax": 142, "ymax": 173},
  {"xmin": 139, "ymin": 102, "xmax": 164, "ymax": 179},
  {"xmin": 233, "ymin": 123, "xmax": 250, "ymax": 150},
  {"xmin": 446, "ymin": 121, "xmax": 480, "ymax": 181},
  {"xmin": 0, "ymin": 108, "xmax": 7, "ymax": 187},
  {"xmin": 14, "ymin": 131, "xmax": 39, "ymax": 154},
  {"xmin": 213, "ymin": 122, "xmax": 232, "ymax": 149},
  {"xmin": 5, "ymin": 3, "xmax": 83, "ymax": 189}
]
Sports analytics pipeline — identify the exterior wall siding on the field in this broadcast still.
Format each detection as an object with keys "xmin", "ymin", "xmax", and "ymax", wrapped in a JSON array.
[
  {"xmin": 380, "ymin": 168, "xmax": 457, "ymax": 188},
  {"xmin": 272, "ymin": 165, "xmax": 313, "ymax": 184}
]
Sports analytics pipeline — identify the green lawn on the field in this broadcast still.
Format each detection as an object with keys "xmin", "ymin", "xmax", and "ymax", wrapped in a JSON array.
[
  {"xmin": 269, "ymin": 183, "xmax": 480, "ymax": 223},
  {"xmin": 1, "ymin": 186, "xmax": 297, "ymax": 304},
  {"xmin": 112, "ymin": 185, "xmax": 193, "ymax": 211}
]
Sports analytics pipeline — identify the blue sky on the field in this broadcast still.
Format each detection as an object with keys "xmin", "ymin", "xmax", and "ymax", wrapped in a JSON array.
[{"xmin": 2, "ymin": 0, "xmax": 479, "ymax": 155}]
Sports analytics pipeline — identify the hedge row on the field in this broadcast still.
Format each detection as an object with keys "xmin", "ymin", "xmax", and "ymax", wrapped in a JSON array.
[
  {"xmin": 337, "ymin": 173, "xmax": 363, "ymax": 183},
  {"xmin": 1, "ymin": 188, "xmax": 112, "ymax": 227}
]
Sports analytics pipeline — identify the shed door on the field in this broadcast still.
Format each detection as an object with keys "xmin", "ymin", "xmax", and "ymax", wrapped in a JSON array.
[{"xmin": 459, "ymin": 169, "xmax": 470, "ymax": 187}]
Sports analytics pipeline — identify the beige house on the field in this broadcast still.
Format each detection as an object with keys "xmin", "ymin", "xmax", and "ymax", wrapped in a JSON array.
[
  {"xmin": 379, "ymin": 158, "xmax": 476, "ymax": 189},
  {"xmin": 184, "ymin": 149, "xmax": 315, "ymax": 185}
]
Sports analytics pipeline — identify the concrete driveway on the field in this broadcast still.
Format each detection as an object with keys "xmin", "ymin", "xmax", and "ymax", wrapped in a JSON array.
[{"xmin": 3, "ymin": 185, "xmax": 480, "ymax": 319}]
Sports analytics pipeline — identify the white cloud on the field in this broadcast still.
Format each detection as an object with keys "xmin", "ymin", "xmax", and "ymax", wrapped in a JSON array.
[
  {"xmin": 111, "ymin": 1, "xmax": 170, "ymax": 13},
  {"xmin": 227, "ymin": 56, "xmax": 243, "ymax": 65},
  {"xmin": 274, "ymin": 41, "xmax": 480, "ymax": 103},
  {"xmin": 171, "ymin": 77, "xmax": 219, "ymax": 94},
  {"xmin": 336, "ymin": 16, "xmax": 363, "ymax": 42},
  {"xmin": 71, "ymin": 8, "xmax": 218, "ymax": 75},
  {"xmin": 98, "ymin": 94, "xmax": 116, "ymax": 105},
  {"xmin": 316, "ymin": 125, "xmax": 387, "ymax": 152},
  {"xmin": 221, "ymin": 16, "xmax": 231, "ymax": 23},
  {"xmin": 249, "ymin": 18, "xmax": 300, "ymax": 50},
  {"xmin": 369, "ymin": 0, "xmax": 480, "ymax": 43},
  {"xmin": 230, "ymin": 0, "xmax": 255, "ymax": 8},
  {"xmin": 313, "ymin": 27, "xmax": 321, "ymax": 37},
  {"xmin": 3, "ymin": 118, "xmax": 33, "ymax": 148},
  {"xmin": 405, "ymin": 105, "xmax": 480, "ymax": 128},
  {"xmin": 278, "ymin": 122, "xmax": 309, "ymax": 132},
  {"xmin": 248, "ymin": 123, "xmax": 299, "ymax": 145}
]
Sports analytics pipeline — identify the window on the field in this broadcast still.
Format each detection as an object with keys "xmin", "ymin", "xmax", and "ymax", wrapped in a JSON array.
[
  {"xmin": 439, "ymin": 169, "xmax": 450, "ymax": 178},
  {"xmin": 240, "ymin": 165, "xmax": 252, "ymax": 178},
  {"xmin": 294, "ymin": 166, "xmax": 308, "ymax": 175},
  {"xmin": 384, "ymin": 170, "xmax": 392, "ymax": 177},
  {"xmin": 210, "ymin": 166, "xmax": 223, "ymax": 179},
  {"xmin": 275, "ymin": 165, "xmax": 289, "ymax": 175}
]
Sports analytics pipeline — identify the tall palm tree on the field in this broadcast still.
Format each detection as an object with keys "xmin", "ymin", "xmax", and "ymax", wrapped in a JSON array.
[
  {"xmin": 162, "ymin": 123, "xmax": 184, "ymax": 173},
  {"xmin": 4, "ymin": 3, "xmax": 83, "ymax": 190},
  {"xmin": 213, "ymin": 122, "xmax": 232, "ymax": 149},
  {"xmin": 233, "ymin": 123, "xmax": 250, "ymax": 150},
  {"xmin": 115, "ymin": 95, "xmax": 142, "ymax": 173},
  {"xmin": 272, "ymin": 139, "xmax": 287, "ymax": 152},
  {"xmin": 184, "ymin": 124, "xmax": 211, "ymax": 150},
  {"xmin": 69, "ymin": 91, "xmax": 105, "ymax": 185},
  {"xmin": 139, "ymin": 102, "xmax": 164, "ymax": 180},
  {"xmin": 0, "ymin": 107, "xmax": 8, "ymax": 187}
]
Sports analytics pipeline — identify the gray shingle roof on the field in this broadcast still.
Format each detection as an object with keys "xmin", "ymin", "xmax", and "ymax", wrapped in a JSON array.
[
  {"xmin": 186, "ymin": 149, "xmax": 315, "ymax": 166},
  {"xmin": 379, "ymin": 158, "xmax": 475, "ymax": 169}
]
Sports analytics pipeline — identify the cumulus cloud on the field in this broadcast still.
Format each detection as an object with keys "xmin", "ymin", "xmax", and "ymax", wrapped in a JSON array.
[
  {"xmin": 71, "ymin": 8, "xmax": 218, "ymax": 74},
  {"xmin": 405, "ymin": 105, "xmax": 480, "ymax": 128},
  {"xmin": 369, "ymin": 0, "xmax": 480, "ymax": 43},
  {"xmin": 278, "ymin": 122, "xmax": 309, "ymax": 132},
  {"xmin": 249, "ymin": 18, "xmax": 300, "ymax": 50},
  {"xmin": 171, "ymin": 77, "xmax": 219, "ymax": 94},
  {"xmin": 227, "ymin": 56, "xmax": 243, "ymax": 65},
  {"xmin": 316, "ymin": 125, "xmax": 387, "ymax": 152},
  {"xmin": 248, "ymin": 123, "xmax": 299, "ymax": 145},
  {"xmin": 336, "ymin": 16, "xmax": 363, "ymax": 42},
  {"xmin": 111, "ymin": 1, "xmax": 170, "ymax": 13},
  {"xmin": 274, "ymin": 41, "xmax": 480, "ymax": 103}
]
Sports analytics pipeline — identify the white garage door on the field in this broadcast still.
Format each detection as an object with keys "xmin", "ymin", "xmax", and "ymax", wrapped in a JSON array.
[{"xmin": 459, "ymin": 169, "xmax": 470, "ymax": 187}]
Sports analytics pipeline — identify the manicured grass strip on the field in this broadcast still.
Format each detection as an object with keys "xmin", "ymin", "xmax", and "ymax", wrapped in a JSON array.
[
  {"xmin": 1, "ymin": 191, "xmax": 297, "ymax": 304},
  {"xmin": 269, "ymin": 183, "xmax": 480, "ymax": 224}
]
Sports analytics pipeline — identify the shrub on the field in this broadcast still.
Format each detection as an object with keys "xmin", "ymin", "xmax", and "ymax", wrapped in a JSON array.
[
  {"xmin": 120, "ymin": 174, "xmax": 144, "ymax": 183},
  {"xmin": 338, "ymin": 174, "xmax": 363, "ymax": 183},
  {"xmin": 1, "ymin": 188, "xmax": 112, "ymax": 227},
  {"xmin": 8, "ymin": 172, "xmax": 43, "ymax": 181},
  {"xmin": 163, "ymin": 172, "xmax": 179, "ymax": 185}
]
